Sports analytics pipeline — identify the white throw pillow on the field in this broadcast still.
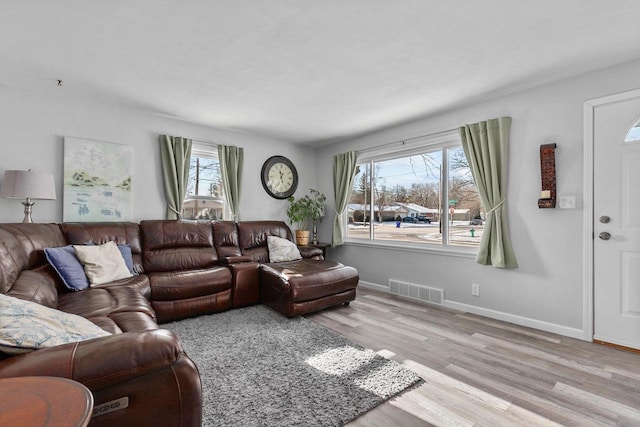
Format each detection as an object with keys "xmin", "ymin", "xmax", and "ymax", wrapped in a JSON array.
[
  {"xmin": 267, "ymin": 235, "xmax": 302, "ymax": 263},
  {"xmin": 0, "ymin": 293, "xmax": 111, "ymax": 354},
  {"xmin": 73, "ymin": 241, "xmax": 132, "ymax": 285}
]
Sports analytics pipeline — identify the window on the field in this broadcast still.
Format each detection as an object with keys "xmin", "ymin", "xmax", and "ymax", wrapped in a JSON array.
[
  {"xmin": 346, "ymin": 131, "xmax": 483, "ymax": 249},
  {"xmin": 626, "ymin": 118, "xmax": 640, "ymax": 143},
  {"xmin": 181, "ymin": 143, "xmax": 226, "ymax": 220}
]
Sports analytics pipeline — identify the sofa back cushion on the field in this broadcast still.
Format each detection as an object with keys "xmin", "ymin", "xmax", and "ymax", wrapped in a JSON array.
[
  {"xmin": 0, "ymin": 227, "xmax": 27, "ymax": 294},
  {"xmin": 0, "ymin": 224, "xmax": 66, "ymax": 307},
  {"xmin": 140, "ymin": 220, "xmax": 218, "ymax": 272},
  {"xmin": 6, "ymin": 267, "xmax": 60, "ymax": 308},
  {"xmin": 237, "ymin": 221, "xmax": 293, "ymax": 263},
  {"xmin": 61, "ymin": 222, "xmax": 144, "ymax": 274},
  {"xmin": 212, "ymin": 221, "xmax": 242, "ymax": 258}
]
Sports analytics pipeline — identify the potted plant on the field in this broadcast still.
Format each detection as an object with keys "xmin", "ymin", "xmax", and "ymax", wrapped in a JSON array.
[{"xmin": 286, "ymin": 189, "xmax": 326, "ymax": 245}]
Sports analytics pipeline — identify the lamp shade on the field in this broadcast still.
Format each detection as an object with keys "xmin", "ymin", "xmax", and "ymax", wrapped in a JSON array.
[{"xmin": 0, "ymin": 170, "xmax": 56, "ymax": 200}]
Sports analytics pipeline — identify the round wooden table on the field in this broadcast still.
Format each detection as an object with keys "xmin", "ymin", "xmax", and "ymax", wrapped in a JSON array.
[{"xmin": 0, "ymin": 376, "xmax": 93, "ymax": 427}]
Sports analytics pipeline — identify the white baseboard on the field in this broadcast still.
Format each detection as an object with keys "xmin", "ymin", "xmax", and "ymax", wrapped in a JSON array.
[
  {"xmin": 443, "ymin": 300, "xmax": 585, "ymax": 340},
  {"xmin": 357, "ymin": 280, "xmax": 389, "ymax": 293},
  {"xmin": 356, "ymin": 280, "xmax": 586, "ymax": 341}
]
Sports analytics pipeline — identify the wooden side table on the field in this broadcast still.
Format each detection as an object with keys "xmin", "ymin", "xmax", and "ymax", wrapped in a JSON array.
[{"xmin": 0, "ymin": 376, "xmax": 93, "ymax": 427}]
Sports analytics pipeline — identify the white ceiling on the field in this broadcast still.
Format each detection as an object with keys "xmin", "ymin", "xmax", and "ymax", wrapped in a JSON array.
[{"xmin": 2, "ymin": 1, "xmax": 640, "ymax": 146}]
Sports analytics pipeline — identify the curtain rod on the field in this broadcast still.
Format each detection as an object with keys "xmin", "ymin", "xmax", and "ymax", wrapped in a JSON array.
[{"xmin": 356, "ymin": 127, "xmax": 459, "ymax": 155}]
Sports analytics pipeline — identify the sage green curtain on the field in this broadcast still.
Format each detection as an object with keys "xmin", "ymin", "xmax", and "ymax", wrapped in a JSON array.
[
  {"xmin": 332, "ymin": 151, "xmax": 358, "ymax": 246},
  {"xmin": 218, "ymin": 145, "xmax": 243, "ymax": 221},
  {"xmin": 459, "ymin": 117, "xmax": 518, "ymax": 268},
  {"xmin": 159, "ymin": 135, "xmax": 192, "ymax": 220}
]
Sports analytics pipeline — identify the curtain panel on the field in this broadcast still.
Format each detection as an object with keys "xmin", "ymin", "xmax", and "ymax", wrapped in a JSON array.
[
  {"xmin": 218, "ymin": 145, "xmax": 244, "ymax": 221},
  {"xmin": 332, "ymin": 151, "xmax": 358, "ymax": 246},
  {"xmin": 459, "ymin": 117, "xmax": 518, "ymax": 269},
  {"xmin": 159, "ymin": 135, "xmax": 192, "ymax": 220}
]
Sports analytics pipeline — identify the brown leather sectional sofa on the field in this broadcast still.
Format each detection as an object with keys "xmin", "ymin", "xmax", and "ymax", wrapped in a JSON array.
[{"xmin": 0, "ymin": 220, "xmax": 358, "ymax": 426}]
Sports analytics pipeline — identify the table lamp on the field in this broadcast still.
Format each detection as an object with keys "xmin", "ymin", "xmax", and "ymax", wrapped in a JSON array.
[{"xmin": 0, "ymin": 169, "xmax": 56, "ymax": 223}]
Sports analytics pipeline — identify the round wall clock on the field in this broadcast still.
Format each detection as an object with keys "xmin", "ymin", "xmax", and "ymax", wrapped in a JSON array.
[{"xmin": 261, "ymin": 155, "xmax": 298, "ymax": 199}]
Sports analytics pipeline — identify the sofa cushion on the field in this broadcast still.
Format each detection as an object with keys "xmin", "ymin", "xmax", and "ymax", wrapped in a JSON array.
[
  {"xmin": 86, "ymin": 312, "xmax": 159, "ymax": 334},
  {"xmin": 238, "ymin": 221, "xmax": 293, "ymax": 263},
  {"xmin": 0, "ymin": 293, "xmax": 111, "ymax": 355},
  {"xmin": 213, "ymin": 221, "xmax": 242, "ymax": 258},
  {"xmin": 74, "ymin": 242, "xmax": 132, "ymax": 285},
  {"xmin": 57, "ymin": 286, "xmax": 156, "ymax": 321},
  {"xmin": 267, "ymin": 236, "xmax": 302, "ymax": 262},
  {"xmin": 88, "ymin": 273, "xmax": 152, "ymax": 299},
  {"xmin": 261, "ymin": 259, "xmax": 359, "ymax": 303},
  {"xmin": 148, "ymin": 268, "xmax": 232, "ymax": 302},
  {"xmin": 7, "ymin": 267, "xmax": 59, "ymax": 309},
  {"xmin": 0, "ymin": 228, "xmax": 28, "ymax": 294},
  {"xmin": 44, "ymin": 245, "xmax": 90, "ymax": 291},
  {"xmin": 61, "ymin": 222, "xmax": 144, "ymax": 274},
  {"xmin": 141, "ymin": 220, "xmax": 218, "ymax": 272},
  {"xmin": 0, "ymin": 224, "xmax": 67, "ymax": 293}
]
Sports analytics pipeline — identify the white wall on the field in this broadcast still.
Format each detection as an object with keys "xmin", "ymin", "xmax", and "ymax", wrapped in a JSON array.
[
  {"xmin": 316, "ymin": 58, "xmax": 640, "ymax": 338},
  {"xmin": 4, "ymin": 58, "xmax": 639, "ymax": 340},
  {"xmin": 0, "ymin": 84, "xmax": 316, "ymax": 224}
]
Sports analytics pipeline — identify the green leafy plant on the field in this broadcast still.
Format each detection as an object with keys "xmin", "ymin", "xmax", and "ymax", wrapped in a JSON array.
[{"xmin": 286, "ymin": 188, "xmax": 326, "ymax": 230}]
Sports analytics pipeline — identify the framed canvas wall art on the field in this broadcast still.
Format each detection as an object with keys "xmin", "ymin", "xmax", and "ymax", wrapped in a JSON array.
[{"xmin": 63, "ymin": 137, "xmax": 133, "ymax": 221}]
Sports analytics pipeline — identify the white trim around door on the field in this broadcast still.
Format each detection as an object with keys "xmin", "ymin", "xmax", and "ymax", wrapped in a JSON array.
[{"xmin": 583, "ymin": 87, "xmax": 640, "ymax": 342}]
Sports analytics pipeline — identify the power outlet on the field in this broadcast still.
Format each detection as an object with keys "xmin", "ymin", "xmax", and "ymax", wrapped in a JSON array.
[{"xmin": 471, "ymin": 283, "xmax": 480, "ymax": 297}]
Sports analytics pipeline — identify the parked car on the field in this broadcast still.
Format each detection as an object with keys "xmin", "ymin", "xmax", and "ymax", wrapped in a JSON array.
[
  {"xmin": 402, "ymin": 216, "xmax": 419, "ymax": 223},
  {"xmin": 470, "ymin": 218, "xmax": 483, "ymax": 225},
  {"xmin": 416, "ymin": 215, "xmax": 432, "ymax": 223}
]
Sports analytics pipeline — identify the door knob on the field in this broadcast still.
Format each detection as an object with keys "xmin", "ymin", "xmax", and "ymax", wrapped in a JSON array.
[
  {"xmin": 599, "ymin": 232, "xmax": 611, "ymax": 240},
  {"xmin": 599, "ymin": 215, "xmax": 611, "ymax": 224}
]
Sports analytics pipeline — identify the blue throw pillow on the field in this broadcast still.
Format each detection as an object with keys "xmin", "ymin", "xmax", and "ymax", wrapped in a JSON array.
[
  {"xmin": 44, "ymin": 246, "xmax": 90, "ymax": 291},
  {"xmin": 117, "ymin": 244, "xmax": 137, "ymax": 275}
]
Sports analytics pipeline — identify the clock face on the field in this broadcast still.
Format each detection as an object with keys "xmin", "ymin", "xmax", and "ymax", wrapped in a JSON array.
[{"xmin": 261, "ymin": 156, "xmax": 298, "ymax": 199}]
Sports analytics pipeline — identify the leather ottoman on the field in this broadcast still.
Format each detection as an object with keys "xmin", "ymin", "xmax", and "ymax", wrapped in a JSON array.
[{"xmin": 259, "ymin": 259, "xmax": 359, "ymax": 317}]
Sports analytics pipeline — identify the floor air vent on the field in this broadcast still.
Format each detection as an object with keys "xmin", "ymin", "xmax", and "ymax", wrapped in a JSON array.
[{"xmin": 389, "ymin": 279, "xmax": 444, "ymax": 305}]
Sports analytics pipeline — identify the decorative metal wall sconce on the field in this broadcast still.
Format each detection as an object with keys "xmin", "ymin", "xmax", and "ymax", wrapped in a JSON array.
[{"xmin": 538, "ymin": 143, "xmax": 556, "ymax": 208}]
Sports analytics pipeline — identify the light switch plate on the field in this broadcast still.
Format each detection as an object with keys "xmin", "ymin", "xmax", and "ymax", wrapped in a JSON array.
[{"xmin": 558, "ymin": 196, "xmax": 576, "ymax": 209}]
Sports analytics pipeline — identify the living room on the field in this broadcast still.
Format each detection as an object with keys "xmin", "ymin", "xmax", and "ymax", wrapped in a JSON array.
[{"xmin": 1, "ymin": 1, "xmax": 640, "ymax": 426}]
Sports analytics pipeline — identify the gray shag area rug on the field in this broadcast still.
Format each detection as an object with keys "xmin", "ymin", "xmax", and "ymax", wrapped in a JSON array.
[{"xmin": 165, "ymin": 305, "xmax": 421, "ymax": 427}]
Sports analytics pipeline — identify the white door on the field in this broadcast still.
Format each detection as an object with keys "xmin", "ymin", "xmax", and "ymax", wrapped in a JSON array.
[{"xmin": 593, "ymin": 94, "xmax": 640, "ymax": 350}]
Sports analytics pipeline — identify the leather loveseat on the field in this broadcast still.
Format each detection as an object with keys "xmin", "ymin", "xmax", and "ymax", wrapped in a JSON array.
[{"xmin": 0, "ymin": 219, "xmax": 358, "ymax": 426}]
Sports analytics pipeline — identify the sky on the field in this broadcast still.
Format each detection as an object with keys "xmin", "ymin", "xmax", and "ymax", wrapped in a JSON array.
[{"xmin": 358, "ymin": 147, "xmax": 472, "ymax": 190}]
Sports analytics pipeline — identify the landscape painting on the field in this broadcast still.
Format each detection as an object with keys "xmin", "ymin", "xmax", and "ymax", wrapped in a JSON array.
[{"xmin": 63, "ymin": 137, "xmax": 132, "ymax": 221}]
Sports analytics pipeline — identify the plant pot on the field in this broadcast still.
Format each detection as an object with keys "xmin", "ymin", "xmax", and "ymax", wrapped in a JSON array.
[{"xmin": 295, "ymin": 229, "xmax": 310, "ymax": 246}]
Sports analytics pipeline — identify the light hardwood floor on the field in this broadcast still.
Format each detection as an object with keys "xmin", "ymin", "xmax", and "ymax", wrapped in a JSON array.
[{"xmin": 306, "ymin": 288, "xmax": 640, "ymax": 427}]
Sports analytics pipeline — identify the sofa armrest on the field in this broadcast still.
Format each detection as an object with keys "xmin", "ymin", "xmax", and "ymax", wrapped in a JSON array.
[
  {"xmin": 298, "ymin": 245, "xmax": 324, "ymax": 259},
  {"xmin": 227, "ymin": 261, "xmax": 261, "ymax": 307},
  {"xmin": 0, "ymin": 330, "xmax": 185, "ymax": 389},
  {"xmin": 0, "ymin": 330, "xmax": 202, "ymax": 427},
  {"xmin": 220, "ymin": 256, "xmax": 255, "ymax": 264}
]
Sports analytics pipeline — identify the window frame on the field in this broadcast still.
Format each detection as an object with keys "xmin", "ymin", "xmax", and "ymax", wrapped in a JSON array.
[
  {"xmin": 182, "ymin": 142, "xmax": 228, "ymax": 221},
  {"xmin": 343, "ymin": 130, "xmax": 478, "ymax": 258}
]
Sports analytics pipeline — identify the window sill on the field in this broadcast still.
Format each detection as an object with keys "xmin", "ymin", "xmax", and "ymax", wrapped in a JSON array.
[{"xmin": 343, "ymin": 239, "xmax": 477, "ymax": 259}]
